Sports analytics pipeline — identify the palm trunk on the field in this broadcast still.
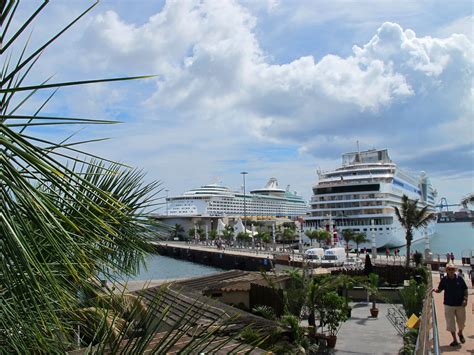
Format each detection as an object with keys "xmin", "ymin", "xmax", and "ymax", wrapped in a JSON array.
[{"xmin": 405, "ymin": 231, "xmax": 412, "ymax": 268}]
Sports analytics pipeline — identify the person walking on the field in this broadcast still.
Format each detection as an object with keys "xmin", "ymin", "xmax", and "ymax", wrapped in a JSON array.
[
  {"xmin": 385, "ymin": 247, "xmax": 390, "ymax": 259},
  {"xmin": 433, "ymin": 263, "xmax": 468, "ymax": 347},
  {"xmin": 469, "ymin": 268, "xmax": 474, "ymax": 287},
  {"xmin": 450, "ymin": 252, "xmax": 455, "ymax": 263}
]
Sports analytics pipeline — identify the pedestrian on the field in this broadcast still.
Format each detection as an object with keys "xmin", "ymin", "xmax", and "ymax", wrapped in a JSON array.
[
  {"xmin": 469, "ymin": 268, "xmax": 474, "ymax": 287},
  {"xmin": 450, "ymin": 252, "xmax": 455, "ymax": 263},
  {"xmin": 363, "ymin": 247, "xmax": 367, "ymax": 254},
  {"xmin": 458, "ymin": 269, "xmax": 464, "ymax": 279},
  {"xmin": 446, "ymin": 252, "xmax": 450, "ymax": 263},
  {"xmin": 386, "ymin": 247, "xmax": 390, "ymax": 259},
  {"xmin": 432, "ymin": 262, "xmax": 468, "ymax": 347}
]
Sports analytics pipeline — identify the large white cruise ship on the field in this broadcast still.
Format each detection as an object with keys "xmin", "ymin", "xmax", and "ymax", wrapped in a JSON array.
[
  {"xmin": 305, "ymin": 149, "xmax": 437, "ymax": 248},
  {"xmin": 167, "ymin": 178, "xmax": 307, "ymax": 218}
]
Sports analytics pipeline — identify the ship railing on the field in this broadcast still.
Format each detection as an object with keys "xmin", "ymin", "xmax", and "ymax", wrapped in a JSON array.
[{"xmin": 415, "ymin": 265, "xmax": 440, "ymax": 355}]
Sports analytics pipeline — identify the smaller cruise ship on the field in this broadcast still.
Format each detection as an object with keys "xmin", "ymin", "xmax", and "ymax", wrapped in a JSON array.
[
  {"xmin": 167, "ymin": 178, "xmax": 307, "ymax": 218},
  {"xmin": 305, "ymin": 149, "xmax": 437, "ymax": 248}
]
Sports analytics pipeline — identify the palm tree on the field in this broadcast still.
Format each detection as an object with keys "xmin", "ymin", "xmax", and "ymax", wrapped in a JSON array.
[
  {"xmin": 282, "ymin": 227, "xmax": 296, "ymax": 244},
  {"xmin": 172, "ymin": 224, "xmax": 185, "ymax": 240},
  {"xmin": 260, "ymin": 231, "xmax": 271, "ymax": 249},
  {"xmin": 209, "ymin": 229, "xmax": 218, "ymax": 241},
  {"xmin": 1, "ymin": 2, "xmax": 159, "ymax": 350},
  {"xmin": 461, "ymin": 193, "xmax": 474, "ymax": 208},
  {"xmin": 1, "ymin": 3, "xmax": 254, "ymax": 352},
  {"xmin": 222, "ymin": 225, "xmax": 234, "ymax": 243},
  {"xmin": 316, "ymin": 229, "xmax": 330, "ymax": 247},
  {"xmin": 188, "ymin": 226, "xmax": 197, "ymax": 240},
  {"xmin": 341, "ymin": 229, "xmax": 354, "ymax": 257},
  {"xmin": 394, "ymin": 195, "xmax": 436, "ymax": 267},
  {"xmin": 352, "ymin": 233, "xmax": 368, "ymax": 256},
  {"xmin": 304, "ymin": 229, "xmax": 318, "ymax": 246}
]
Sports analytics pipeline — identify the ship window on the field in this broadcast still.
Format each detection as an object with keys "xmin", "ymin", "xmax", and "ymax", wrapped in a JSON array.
[{"xmin": 315, "ymin": 184, "xmax": 380, "ymax": 195}]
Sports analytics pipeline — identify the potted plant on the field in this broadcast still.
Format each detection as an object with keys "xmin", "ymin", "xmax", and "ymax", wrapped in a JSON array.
[
  {"xmin": 319, "ymin": 291, "xmax": 348, "ymax": 348},
  {"xmin": 337, "ymin": 275, "xmax": 358, "ymax": 318},
  {"xmin": 366, "ymin": 273, "xmax": 380, "ymax": 318}
]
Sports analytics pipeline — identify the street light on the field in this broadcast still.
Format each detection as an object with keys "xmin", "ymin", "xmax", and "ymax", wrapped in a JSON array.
[{"xmin": 241, "ymin": 171, "xmax": 248, "ymax": 231}]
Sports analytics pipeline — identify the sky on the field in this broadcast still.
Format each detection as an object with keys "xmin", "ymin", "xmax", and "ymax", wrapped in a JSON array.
[{"xmin": 11, "ymin": 0, "xmax": 474, "ymax": 211}]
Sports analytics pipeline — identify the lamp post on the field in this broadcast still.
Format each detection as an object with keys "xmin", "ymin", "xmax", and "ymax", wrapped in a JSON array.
[
  {"xmin": 241, "ymin": 171, "xmax": 248, "ymax": 231},
  {"xmin": 165, "ymin": 189, "xmax": 169, "ymax": 216}
]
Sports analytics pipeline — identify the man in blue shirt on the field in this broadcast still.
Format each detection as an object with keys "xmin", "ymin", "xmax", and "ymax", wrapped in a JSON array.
[{"xmin": 433, "ymin": 263, "xmax": 468, "ymax": 347}]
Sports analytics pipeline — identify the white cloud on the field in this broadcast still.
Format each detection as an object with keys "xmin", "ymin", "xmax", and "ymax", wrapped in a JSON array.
[
  {"xmin": 23, "ymin": 1, "xmax": 473, "ymax": 204},
  {"xmin": 437, "ymin": 15, "xmax": 474, "ymax": 42}
]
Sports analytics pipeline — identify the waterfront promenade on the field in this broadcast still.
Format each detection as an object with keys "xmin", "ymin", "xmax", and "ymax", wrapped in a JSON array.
[{"xmin": 432, "ymin": 271, "xmax": 474, "ymax": 354}]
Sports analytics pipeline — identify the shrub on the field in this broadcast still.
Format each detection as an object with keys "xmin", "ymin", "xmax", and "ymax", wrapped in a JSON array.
[{"xmin": 399, "ymin": 279, "xmax": 427, "ymax": 317}]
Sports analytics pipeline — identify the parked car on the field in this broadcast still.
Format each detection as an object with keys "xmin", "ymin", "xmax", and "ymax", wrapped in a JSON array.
[
  {"xmin": 344, "ymin": 256, "xmax": 363, "ymax": 269},
  {"xmin": 304, "ymin": 248, "xmax": 324, "ymax": 265},
  {"xmin": 321, "ymin": 247, "xmax": 346, "ymax": 267}
]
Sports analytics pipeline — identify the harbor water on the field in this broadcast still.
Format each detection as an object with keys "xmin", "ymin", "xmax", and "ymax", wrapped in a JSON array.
[
  {"xmin": 398, "ymin": 222, "xmax": 473, "ymax": 260},
  {"xmin": 131, "ymin": 253, "xmax": 223, "ymax": 281},
  {"xmin": 132, "ymin": 223, "xmax": 473, "ymax": 281}
]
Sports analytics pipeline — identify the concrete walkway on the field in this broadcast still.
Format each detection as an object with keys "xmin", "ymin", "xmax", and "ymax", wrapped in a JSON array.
[
  {"xmin": 432, "ymin": 272, "xmax": 474, "ymax": 354},
  {"xmin": 335, "ymin": 302, "xmax": 404, "ymax": 354}
]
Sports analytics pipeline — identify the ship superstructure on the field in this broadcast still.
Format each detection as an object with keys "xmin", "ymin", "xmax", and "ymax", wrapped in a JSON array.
[
  {"xmin": 167, "ymin": 178, "xmax": 307, "ymax": 218},
  {"xmin": 305, "ymin": 149, "xmax": 437, "ymax": 248}
]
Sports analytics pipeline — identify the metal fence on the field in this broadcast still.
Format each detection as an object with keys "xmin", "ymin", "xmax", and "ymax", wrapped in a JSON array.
[{"xmin": 415, "ymin": 265, "xmax": 440, "ymax": 355}]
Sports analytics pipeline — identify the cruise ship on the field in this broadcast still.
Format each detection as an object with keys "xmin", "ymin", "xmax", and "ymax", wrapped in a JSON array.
[
  {"xmin": 167, "ymin": 178, "xmax": 307, "ymax": 218},
  {"xmin": 305, "ymin": 149, "xmax": 437, "ymax": 248}
]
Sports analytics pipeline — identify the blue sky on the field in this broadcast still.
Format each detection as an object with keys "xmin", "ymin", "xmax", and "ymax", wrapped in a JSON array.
[{"xmin": 13, "ymin": 1, "xmax": 473, "ymax": 208}]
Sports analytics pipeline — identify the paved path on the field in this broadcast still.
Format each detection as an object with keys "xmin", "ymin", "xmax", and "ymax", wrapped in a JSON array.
[
  {"xmin": 432, "ymin": 272, "xmax": 474, "ymax": 354},
  {"xmin": 335, "ymin": 302, "xmax": 404, "ymax": 354}
]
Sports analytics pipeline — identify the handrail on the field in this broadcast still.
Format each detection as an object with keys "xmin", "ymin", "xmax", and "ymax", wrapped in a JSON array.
[
  {"xmin": 415, "ymin": 265, "xmax": 440, "ymax": 355},
  {"xmin": 431, "ymin": 294, "xmax": 440, "ymax": 355}
]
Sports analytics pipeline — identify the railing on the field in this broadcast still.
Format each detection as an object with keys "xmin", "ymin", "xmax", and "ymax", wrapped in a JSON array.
[{"xmin": 415, "ymin": 265, "xmax": 440, "ymax": 355}]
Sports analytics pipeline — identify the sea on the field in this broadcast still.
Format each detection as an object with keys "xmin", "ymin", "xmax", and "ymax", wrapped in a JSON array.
[
  {"xmin": 398, "ymin": 222, "xmax": 473, "ymax": 259},
  {"xmin": 131, "ymin": 222, "xmax": 473, "ymax": 281}
]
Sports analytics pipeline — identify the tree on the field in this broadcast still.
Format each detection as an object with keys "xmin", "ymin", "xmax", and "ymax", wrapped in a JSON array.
[
  {"xmin": 319, "ymin": 291, "xmax": 348, "ymax": 338},
  {"xmin": 236, "ymin": 231, "xmax": 250, "ymax": 246},
  {"xmin": 0, "ymin": 3, "xmax": 161, "ymax": 350},
  {"xmin": 341, "ymin": 229, "xmax": 354, "ymax": 257},
  {"xmin": 304, "ymin": 229, "xmax": 318, "ymax": 246},
  {"xmin": 352, "ymin": 233, "xmax": 368, "ymax": 255},
  {"xmin": 282, "ymin": 227, "xmax": 296, "ymax": 244},
  {"xmin": 209, "ymin": 229, "xmax": 218, "ymax": 241},
  {"xmin": 1, "ymin": 3, "xmax": 260, "ymax": 353},
  {"xmin": 366, "ymin": 273, "xmax": 380, "ymax": 316},
  {"xmin": 172, "ymin": 224, "xmax": 185, "ymax": 240},
  {"xmin": 306, "ymin": 277, "xmax": 338, "ymax": 329},
  {"xmin": 188, "ymin": 227, "xmax": 197, "ymax": 240},
  {"xmin": 260, "ymin": 231, "xmax": 271, "ymax": 249},
  {"xmin": 222, "ymin": 225, "xmax": 234, "ymax": 242},
  {"xmin": 394, "ymin": 195, "xmax": 436, "ymax": 267},
  {"xmin": 316, "ymin": 229, "xmax": 330, "ymax": 247},
  {"xmin": 461, "ymin": 193, "xmax": 474, "ymax": 208}
]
